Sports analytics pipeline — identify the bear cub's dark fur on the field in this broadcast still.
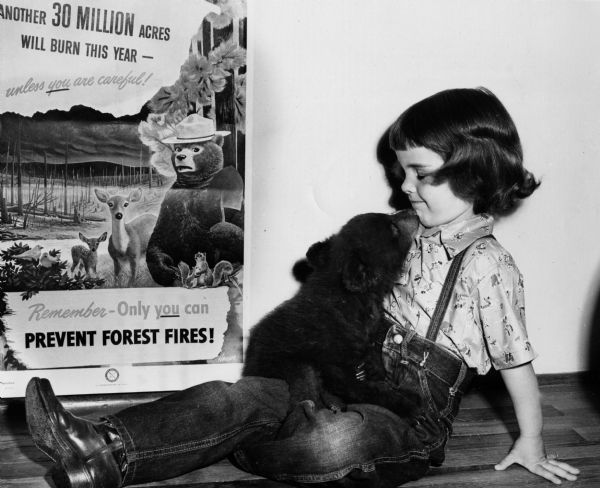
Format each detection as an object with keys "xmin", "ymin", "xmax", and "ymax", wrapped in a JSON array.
[{"xmin": 243, "ymin": 210, "xmax": 420, "ymax": 416}]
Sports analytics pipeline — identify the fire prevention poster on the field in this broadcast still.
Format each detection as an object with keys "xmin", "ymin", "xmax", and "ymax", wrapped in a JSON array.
[{"xmin": 0, "ymin": 0, "xmax": 248, "ymax": 397}]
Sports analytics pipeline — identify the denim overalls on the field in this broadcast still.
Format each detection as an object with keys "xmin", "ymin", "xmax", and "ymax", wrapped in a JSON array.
[{"xmin": 108, "ymin": 246, "xmax": 477, "ymax": 488}]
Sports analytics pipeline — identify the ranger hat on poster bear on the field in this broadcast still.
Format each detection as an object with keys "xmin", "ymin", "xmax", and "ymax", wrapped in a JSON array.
[{"xmin": 146, "ymin": 114, "xmax": 244, "ymax": 287}]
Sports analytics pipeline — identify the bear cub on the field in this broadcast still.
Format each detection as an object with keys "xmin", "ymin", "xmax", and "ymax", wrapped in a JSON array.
[{"xmin": 243, "ymin": 210, "xmax": 420, "ymax": 416}]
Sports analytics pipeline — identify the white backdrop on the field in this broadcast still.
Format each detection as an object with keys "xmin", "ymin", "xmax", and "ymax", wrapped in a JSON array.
[{"xmin": 245, "ymin": 0, "xmax": 600, "ymax": 374}]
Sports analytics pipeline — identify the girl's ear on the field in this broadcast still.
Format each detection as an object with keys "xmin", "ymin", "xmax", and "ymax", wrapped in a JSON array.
[
  {"xmin": 342, "ymin": 252, "xmax": 378, "ymax": 293},
  {"xmin": 306, "ymin": 238, "xmax": 331, "ymax": 269}
]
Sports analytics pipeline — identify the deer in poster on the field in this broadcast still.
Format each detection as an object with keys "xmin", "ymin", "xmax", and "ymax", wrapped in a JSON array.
[{"xmin": 94, "ymin": 188, "xmax": 157, "ymax": 287}]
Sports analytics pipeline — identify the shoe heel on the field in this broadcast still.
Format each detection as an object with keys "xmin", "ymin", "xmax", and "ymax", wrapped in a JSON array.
[
  {"xmin": 51, "ymin": 456, "xmax": 92, "ymax": 488},
  {"xmin": 26, "ymin": 378, "xmax": 59, "ymax": 461},
  {"xmin": 52, "ymin": 452, "xmax": 122, "ymax": 488}
]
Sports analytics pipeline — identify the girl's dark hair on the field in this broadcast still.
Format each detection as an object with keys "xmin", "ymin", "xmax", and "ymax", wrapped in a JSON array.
[{"xmin": 388, "ymin": 87, "xmax": 540, "ymax": 214}]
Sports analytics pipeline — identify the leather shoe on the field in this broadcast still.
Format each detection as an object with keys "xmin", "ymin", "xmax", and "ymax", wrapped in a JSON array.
[{"xmin": 26, "ymin": 377, "xmax": 123, "ymax": 488}]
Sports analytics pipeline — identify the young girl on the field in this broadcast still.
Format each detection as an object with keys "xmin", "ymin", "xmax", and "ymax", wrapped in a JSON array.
[
  {"xmin": 25, "ymin": 88, "xmax": 579, "ymax": 488},
  {"xmin": 382, "ymin": 87, "xmax": 580, "ymax": 485}
]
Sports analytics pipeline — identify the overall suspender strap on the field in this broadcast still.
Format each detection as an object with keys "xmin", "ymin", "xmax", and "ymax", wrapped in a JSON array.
[
  {"xmin": 424, "ymin": 247, "xmax": 469, "ymax": 342},
  {"xmin": 383, "ymin": 234, "xmax": 494, "ymax": 342},
  {"xmin": 424, "ymin": 235, "xmax": 494, "ymax": 342}
]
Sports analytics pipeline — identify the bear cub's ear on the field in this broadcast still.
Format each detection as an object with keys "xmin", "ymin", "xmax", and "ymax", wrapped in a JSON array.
[
  {"xmin": 306, "ymin": 238, "xmax": 331, "ymax": 270},
  {"xmin": 292, "ymin": 259, "xmax": 313, "ymax": 283},
  {"xmin": 213, "ymin": 135, "xmax": 225, "ymax": 147}
]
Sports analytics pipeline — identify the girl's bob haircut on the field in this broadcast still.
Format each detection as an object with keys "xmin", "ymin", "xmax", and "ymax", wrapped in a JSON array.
[{"xmin": 388, "ymin": 87, "xmax": 539, "ymax": 215}]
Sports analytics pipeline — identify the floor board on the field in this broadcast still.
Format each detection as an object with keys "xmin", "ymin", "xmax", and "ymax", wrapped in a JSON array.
[{"xmin": 1, "ymin": 373, "xmax": 597, "ymax": 487}]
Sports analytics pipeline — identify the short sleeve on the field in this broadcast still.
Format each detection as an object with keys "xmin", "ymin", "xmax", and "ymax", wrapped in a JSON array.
[{"xmin": 475, "ymin": 254, "xmax": 537, "ymax": 370}]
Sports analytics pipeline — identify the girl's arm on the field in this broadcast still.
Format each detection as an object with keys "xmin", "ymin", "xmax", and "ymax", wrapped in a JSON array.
[{"xmin": 495, "ymin": 361, "xmax": 579, "ymax": 484}]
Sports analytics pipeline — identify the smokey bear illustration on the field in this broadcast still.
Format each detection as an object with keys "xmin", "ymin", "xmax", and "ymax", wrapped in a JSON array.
[{"xmin": 146, "ymin": 114, "xmax": 244, "ymax": 286}]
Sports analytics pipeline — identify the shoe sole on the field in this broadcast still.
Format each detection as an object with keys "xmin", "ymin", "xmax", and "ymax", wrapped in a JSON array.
[{"xmin": 26, "ymin": 378, "xmax": 95, "ymax": 488}]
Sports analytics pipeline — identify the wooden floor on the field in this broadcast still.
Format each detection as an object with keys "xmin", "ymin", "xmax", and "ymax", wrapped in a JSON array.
[{"xmin": 2, "ymin": 373, "xmax": 599, "ymax": 487}]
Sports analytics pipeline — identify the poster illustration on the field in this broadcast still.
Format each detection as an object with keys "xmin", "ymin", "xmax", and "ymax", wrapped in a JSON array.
[{"xmin": 0, "ymin": 0, "xmax": 248, "ymax": 397}]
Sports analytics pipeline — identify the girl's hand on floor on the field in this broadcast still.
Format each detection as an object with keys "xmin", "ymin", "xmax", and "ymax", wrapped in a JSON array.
[{"xmin": 494, "ymin": 435, "xmax": 580, "ymax": 484}]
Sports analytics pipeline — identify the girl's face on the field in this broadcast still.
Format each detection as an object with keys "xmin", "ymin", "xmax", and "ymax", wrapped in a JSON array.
[{"xmin": 395, "ymin": 146, "xmax": 474, "ymax": 228}]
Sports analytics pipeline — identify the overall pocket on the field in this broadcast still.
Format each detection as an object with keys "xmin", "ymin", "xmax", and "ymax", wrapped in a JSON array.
[
  {"xmin": 382, "ymin": 327, "xmax": 434, "ymax": 414},
  {"xmin": 382, "ymin": 324, "xmax": 472, "ymax": 421}
]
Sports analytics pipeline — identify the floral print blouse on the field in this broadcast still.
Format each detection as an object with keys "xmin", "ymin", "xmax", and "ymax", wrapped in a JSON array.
[{"xmin": 383, "ymin": 214, "xmax": 537, "ymax": 375}]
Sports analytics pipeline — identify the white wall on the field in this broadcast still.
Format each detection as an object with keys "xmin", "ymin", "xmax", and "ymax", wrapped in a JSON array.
[{"xmin": 245, "ymin": 0, "xmax": 600, "ymax": 374}]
